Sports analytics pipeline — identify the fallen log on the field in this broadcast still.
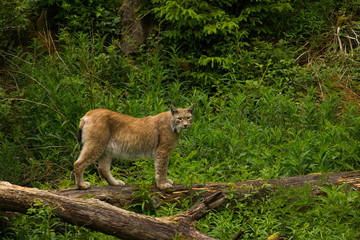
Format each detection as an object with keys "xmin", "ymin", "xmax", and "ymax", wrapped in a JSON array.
[
  {"xmin": 55, "ymin": 170, "xmax": 360, "ymax": 208},
  {"xmin": 1, "ymin": 171, "xmax": 359, "ymax": 239},
  {"xmin": 0, "ymin": 182, "xmax": 225, "ymax": 240}
]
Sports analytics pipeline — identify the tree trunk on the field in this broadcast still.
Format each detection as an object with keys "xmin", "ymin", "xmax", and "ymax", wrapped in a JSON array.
[
  {"xmin": 55, "ymin": 170, "xmax": 360, "ymax": 208},
  {"xmin": 119, "ymin": 0, "xmax": 153, "ymax": 55},
  {"xmin": 0, "ymin": 182, "xmax": 224, "ymax": 240}
]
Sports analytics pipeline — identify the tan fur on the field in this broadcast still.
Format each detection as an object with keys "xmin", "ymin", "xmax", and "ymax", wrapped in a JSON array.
[{"xmin": 74, "ymin": 104, "xmax": 194, "ymax": 190}]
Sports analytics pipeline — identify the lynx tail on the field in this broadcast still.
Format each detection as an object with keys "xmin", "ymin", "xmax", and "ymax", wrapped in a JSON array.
[{"xmin": 77, "ymin": 117, "xmax": 86, "ymax": 143}]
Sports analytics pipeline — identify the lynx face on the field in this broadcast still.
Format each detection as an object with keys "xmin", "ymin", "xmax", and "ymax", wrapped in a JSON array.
[{"xmin": 170, "ymin": 105, "xmax": 194, "ymax": 133}]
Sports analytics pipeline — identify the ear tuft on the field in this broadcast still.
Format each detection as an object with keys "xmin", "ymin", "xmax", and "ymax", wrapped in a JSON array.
[
  {"xmin": 170, "ymin": 105, "xmax": 178, "ymax": 115},
  {"xmin": 188, "ymin": 104, "xmax": 195, "ymax": 114}
]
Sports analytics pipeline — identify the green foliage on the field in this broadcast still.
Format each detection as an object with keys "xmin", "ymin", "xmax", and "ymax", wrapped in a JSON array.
[
  {"xmin": 33, "ymin": 0, "xmax": 122, "ymax": 35},
  {"xmin": 151, "ymin": 0, "xmax": 293, "ymax": 42},
  {"xmin": 1, "ymin": 201, "xmax": 117, "ymax": 239},
  {"xmin": 147, "ymin": 0, "xmax": 297, "ymax": 87},
  {"xmin": 198, "ymin": 185, "xmax": 360, "ymax": 239},
  {"xmin": 0, "ymin": 32, "xmax": 124, "ymax": 186},
  {"xmin": 0, "ymin": 0, "xmax": 32, "ymax": 63}
]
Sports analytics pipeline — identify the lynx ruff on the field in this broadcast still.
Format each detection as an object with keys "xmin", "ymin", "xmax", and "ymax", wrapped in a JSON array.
[{"xmin": 74, "ymin": 104, "xmax": 195, "ymax": 190}]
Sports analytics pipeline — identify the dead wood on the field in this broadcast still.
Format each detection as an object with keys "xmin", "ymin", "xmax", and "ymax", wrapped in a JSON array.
[
  {"xmin": 1, "ymin": 171, "xmax": 360, "ymax": 239},
  {"xmin": 55, "ymin": 170, "xmax": 360, "ymax": 208},
  {"xmin": 0, "ymin": 182, "xmax": 225, "ymax": 240}
]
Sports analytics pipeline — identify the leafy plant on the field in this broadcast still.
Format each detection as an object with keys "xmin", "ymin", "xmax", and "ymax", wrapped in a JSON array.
[
  {"xmin": 33, "ymin": 0, "xmax": 122, "ymax": 36},
  {"xmin": 1, "ymin": 201, "xmax": 117, "ymax": 239},
  {"xmin": 198, "ymin": 185, "xmax": 360, "ymax": 239}
]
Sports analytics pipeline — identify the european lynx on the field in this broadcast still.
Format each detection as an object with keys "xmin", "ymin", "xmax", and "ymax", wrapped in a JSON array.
[{"xmin": 74, "ymin": 104, "xmax": 194, "ymax": 190}]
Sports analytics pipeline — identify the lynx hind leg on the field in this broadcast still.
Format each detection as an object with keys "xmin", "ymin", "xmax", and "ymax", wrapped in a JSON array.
[
  {"xmin": 74, "ymin": 143, "xmax": 104, "ymax": 190},
  {"xmin": 98, "ymin": 154, "xmax": 125, "ymax": 186}
]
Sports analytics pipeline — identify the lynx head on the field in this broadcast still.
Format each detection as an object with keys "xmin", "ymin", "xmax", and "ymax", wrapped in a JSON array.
[{"xmin": 170, "ymin": 104, "xmax": 195, "ymax": 133}]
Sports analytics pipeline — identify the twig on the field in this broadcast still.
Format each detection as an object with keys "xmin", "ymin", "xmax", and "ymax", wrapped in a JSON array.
[
  {"xmin": 0, "ymin": 49, "xmax": 34, "ymax": 65},
  {"xmin": 2, "ymin": 98, "xmax": 68, "ymax": 124},
  {"xmin": 231, "ymin": 229, "xmax": 245, "ymax": 240},
  {"xmin": 11, "ymin": 70, "xmax": 51, "ymax": 96},
  {"xmin": 336, "ymin": 26, "xmax": 343, "ymax": 52},
  {"xmin": 178, "ymin": 191, "xmax": 226, "ymax": 222},
  {"xmin": 47, "ymin": 20, "xmax": 71, "ymax": 75},
  {"xmin": 350, "ymin": 28, "xmax": 360, "ymax": 45},
  {"xmin": 293, "ymin": 51, "xmax": 309, "ymax": 64}
]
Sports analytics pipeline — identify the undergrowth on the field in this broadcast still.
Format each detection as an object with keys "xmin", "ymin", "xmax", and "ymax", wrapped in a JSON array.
[{"xmin": 197, "ymin": 185, "xmax": 360, "ymax": 239}]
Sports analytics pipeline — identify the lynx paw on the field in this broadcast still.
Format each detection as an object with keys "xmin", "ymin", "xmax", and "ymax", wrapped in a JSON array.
[
  {"xmin": 110, "ymin": 180, "xmax": 125, "ymax": 186},
  {"xmin": 157, "ymin": 182, "xmax": 173, "ymax": 190},
  {"xmin": 157, "ymin": 179, "xmax": 173, "ymax": 190},
  {"xmin": 78, "ymin": 181, "xmax": 91, "ymax": 190}
]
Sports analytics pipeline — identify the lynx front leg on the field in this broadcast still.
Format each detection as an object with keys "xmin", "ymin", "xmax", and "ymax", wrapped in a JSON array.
[
  {"xmin": 98, "ymin": 154, "xmax": 125, "ymax": 186},
  {"xmin": 154, "ymin": 153, "xmax": 173, "ymax": 190}
]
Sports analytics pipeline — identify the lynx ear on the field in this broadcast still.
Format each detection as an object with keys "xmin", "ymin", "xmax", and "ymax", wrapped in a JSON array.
[
  {"xmin": 170, "ymin": 105, "xmax": 178, "ymax": 115},
  {"xmin": 188, "ymin": 104, "xmax": 195, "ymax": 114}
]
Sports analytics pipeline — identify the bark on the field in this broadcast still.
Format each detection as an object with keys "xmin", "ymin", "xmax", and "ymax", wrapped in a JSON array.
[
  {"xmin": 55, "ymin": 170, "xmax": 360, "ymax": 208},
  {"xmin": 1, "ymin": 171, "xmax": 359, "ymax": 239},
  {"xmin": 0, "ymin": 182, "xmax": 225, "ymax": 240},
  {"xmin": 119, "ymin": 0, "xmax": 153, "ymax": 55}
]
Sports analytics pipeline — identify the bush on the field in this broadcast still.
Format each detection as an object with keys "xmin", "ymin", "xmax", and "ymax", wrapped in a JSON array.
[
  {"xmin": 0, "ymin": 1, "xmax": 32, "ymax": 66},
  {"xmin": 33, "ymin": 0, "xmax": 122, "ymax": 36}
]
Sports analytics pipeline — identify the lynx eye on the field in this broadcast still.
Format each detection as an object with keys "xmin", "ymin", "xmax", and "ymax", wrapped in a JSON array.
[
  {"xmin": 177, "ymin": 117, "xmax": 183, "ymax": 121},
  {"xmin": 187, "ymin": 117, "xmax": 191, "ymax": 120}
]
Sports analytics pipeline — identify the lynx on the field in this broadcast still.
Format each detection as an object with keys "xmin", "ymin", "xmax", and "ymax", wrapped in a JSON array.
[{"xmin": 74, "ymin": 104, "xmax": 195, "ymax": 190}]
